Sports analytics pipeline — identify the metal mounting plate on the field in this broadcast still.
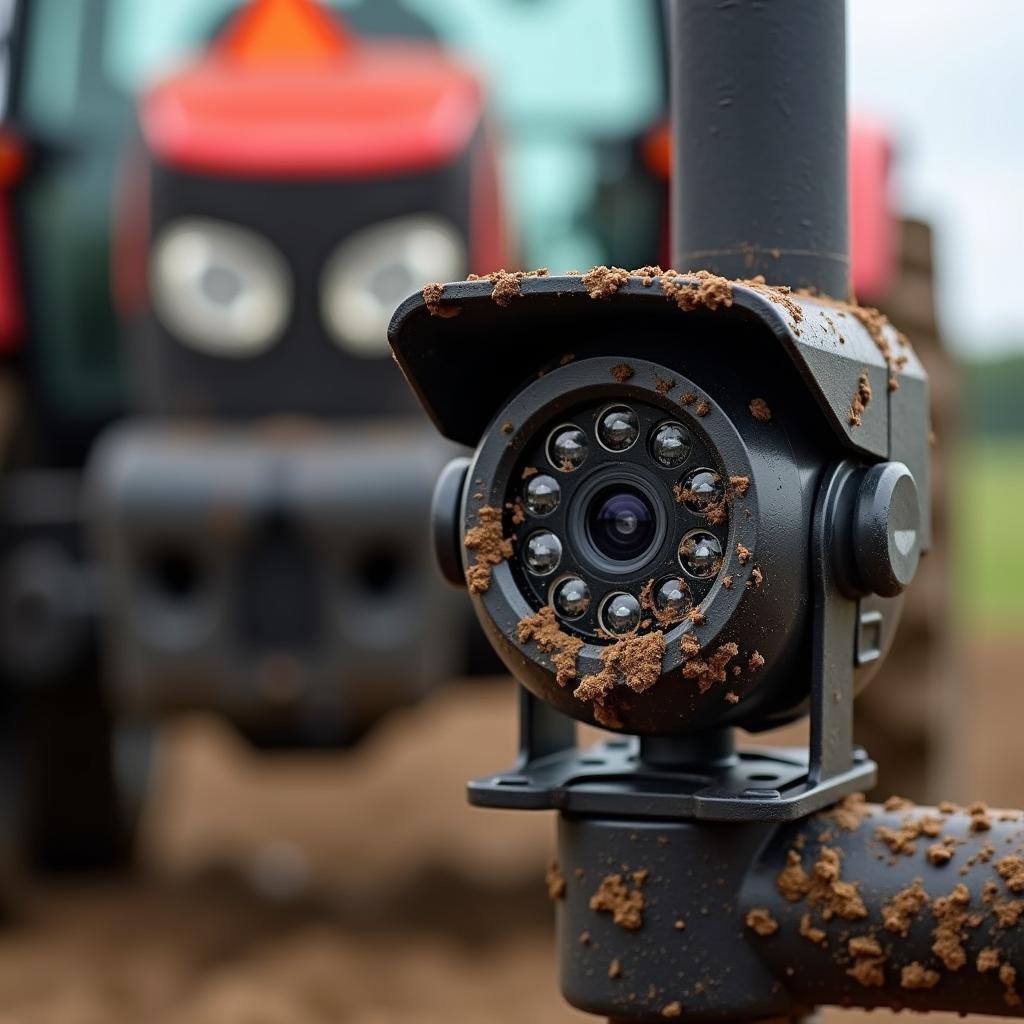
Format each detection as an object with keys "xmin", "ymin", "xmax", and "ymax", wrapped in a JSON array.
[{"xmin": 468, "ymin": 738, "xmax": 876, "ymax": 823}]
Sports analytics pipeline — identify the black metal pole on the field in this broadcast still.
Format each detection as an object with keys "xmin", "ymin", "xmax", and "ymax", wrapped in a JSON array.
[
  {"xmin": 670, "ymin": 0, "xmax": 850, "ymax": 298},
  {"xmin": 557, "ymin": 805, "xmax": 1024, "ymax": 1021}
]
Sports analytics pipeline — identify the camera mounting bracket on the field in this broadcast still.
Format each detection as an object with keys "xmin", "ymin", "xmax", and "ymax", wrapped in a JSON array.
[{"xmin": 468, "ymin": 461, "xmax": 877, "ymax": 823}]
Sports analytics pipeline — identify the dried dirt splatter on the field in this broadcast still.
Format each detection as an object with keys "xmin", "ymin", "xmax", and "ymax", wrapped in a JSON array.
[
  {"xmin": 422, "ymin": 281, "xmax": 462, "ymax": 318},
  {"xmin": 467, "ymin": 268, "xmax": 549, "ymax": 307},
  {"xmin": 581, "ymin": 265, "xmax": 631, "ymax": 299},
  {"xmin": 516, "ymin": 607, "xmax": 584, "ymax": 687},
  {"xmin": 849, "ymin": 371, "xmax": 873, "ymax": 428},
  {"xmin": 463, "ymin": 506, "xmax": 513, "ymax": 594},
  {"xmin": 661, "ymin": 270, "xmax": 733, "ymax": 312},
  {"xmin": 745, "ymin": 908, "xmax": 779, "ymax": 937},
  {"xmin": 546, "ymin": 861, "xmax": 566, "ymax": 901},
  {"xmin": 681, "ymin": 643, "xmax": 740, "ymax": 694},
  {"xmin": 574, "ymin": 632, "xmax": 666, "ymax": 722},
  {"xmin": 589, "ymin": 873, "xmax": 645, "ymax": 931}
]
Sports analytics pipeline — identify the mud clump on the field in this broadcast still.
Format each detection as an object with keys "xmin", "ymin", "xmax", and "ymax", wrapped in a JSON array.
[
  {"xmin": 422, "ymin": 281, "xmax": 462, "ymax": 318},
  {"xmin": 581, "ymin": 265, "xmax": 631, "ymax": 299},
  {"xmin": 682, "ymin": 642, "xmax": 739, "ymax": 694},
  {"xmin": 589, "ymin": 873, "xmax": 645, "ymax": 931},
  {"xmin": 516, "ymin": 607, "xmax": 584, "ymax": 687},
  {"xmin": 978, "ymin": 947, "xmax": 1002, "ymax": 973},
  {"xmin": 883, "ymin": 878, "xmax": 929, "ymax": 938},
  {"xmin": 463, "ymin": 506, "xmax": 513, "ymax": 594},
  {"xmin": 996, "ymin": 855, "xmax": 1024, "ymax": 892},
  {"xmin": 749, "ymin": 397, "xmax": 772, "ymax": 422},
  {"xmin": 849, "ymin": 371, "xmax": 873, "ymax": 428},
  {"xmin": 661, "ymin": 1001, "xmax": 683, "ymax": 1018},
  {"xmin": 574, "ymin": 632, "xmax": 666, "ymax": 723},
  {"xmin": 901, "ymin": 963, "xmax": 941, "ymax": 990},
  {"xmin": 745, "ymin": 908, "xmax": 779, "ymax": 937},
  {"xmin": 776, "ymin": 846, "xmax": 867, "ymax": 922},
  {"xmin": 931, "ymin": 883, "xmax": 971, "ymax": 971},
  {"xmin": 799, "ymin": 912, "xmax": 827, "ymax": 946},
  {"xmin": 661, "ymin": 270, "xmax": 733, "ymax": 312},
  {"xmin": 546, "ymin": 861, "xmax": 566, "ymax": 901},
  {"xmin": 468, "ymin": 267, "xmax": 549, "ymax": 307},
  {"xmin": 611, "ymin": 363, "xmax": 635, "ymax": 382},
  {"xmin": 823, "ymin": 792, "xmax": 869, "ymax": 833}
]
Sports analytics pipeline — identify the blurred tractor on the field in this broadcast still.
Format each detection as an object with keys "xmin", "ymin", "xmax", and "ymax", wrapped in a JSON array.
[{"xmin": 87, "ymin": 0, "xmax": 504, "ymax": 751}]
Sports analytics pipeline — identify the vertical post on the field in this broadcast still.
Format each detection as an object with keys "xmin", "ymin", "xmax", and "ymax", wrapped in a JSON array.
[{"xmin": 670, "ymin": 0, "xmax": 850, "ymax": 298}]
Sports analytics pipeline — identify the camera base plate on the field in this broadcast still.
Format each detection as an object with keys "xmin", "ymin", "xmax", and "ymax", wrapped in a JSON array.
[{"xmin": 468, "ymin": 733, "xmax": 875, "ymax": 822}]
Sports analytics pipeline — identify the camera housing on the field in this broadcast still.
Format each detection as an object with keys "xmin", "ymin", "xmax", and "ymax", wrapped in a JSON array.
[{"xmin": 390, "ymin": 270, "xmax": 929, "ymax": 814}]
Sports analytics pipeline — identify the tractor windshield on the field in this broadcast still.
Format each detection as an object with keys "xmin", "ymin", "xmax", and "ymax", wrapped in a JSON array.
[{"xmin": 104, "ymin": 0, "xmax": 663, "ymax": 139}]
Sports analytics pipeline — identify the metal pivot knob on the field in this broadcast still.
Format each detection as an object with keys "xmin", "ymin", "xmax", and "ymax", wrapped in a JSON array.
[
  {"xmin": 431, "ymin": 457, "xmax": 470, "ymax": 586},
  {"xmin": 852, "ymin": 462, "xmax": 921, "ymax": 597}
]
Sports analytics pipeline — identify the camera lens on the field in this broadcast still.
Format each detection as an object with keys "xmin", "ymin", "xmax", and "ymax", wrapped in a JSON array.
[
  {"xmin": 678, "ymin": 531, "xmax": 723, "ymax": 578},
  {"xmin": 654, "ymin": 576, "xmax": 692, "ymax": 616},
  {"xmin": 680, "ymin": 469, "xmax": 724, "ymax": 513},
  {"xmin": 552, "ymin": 576, "xmax": 591, "ymax": 619},
  {"xmin": 524, "ymin": 474, "xmax": 560, "ymax": 516},
  {"xmin": 548, "ymin": 426, "xmax": 589, "ymax": 472},
  {"xmin": 586, "ymin": 485, "xmax": 658, "ymax": 563},
  {"xmin": 601, "ymin": 592, "xmax": 641, "ymax": 635},
  {"xmin": 597, "ymin": 406, "xmax": 639, "ymax": 452},
  {"xmin": 526, "ymin": 531, "xmax": 562, "ymax": 575},
  {"xmin": 650, "ymin": 421, "xmax": 692, "ymax": 468}
]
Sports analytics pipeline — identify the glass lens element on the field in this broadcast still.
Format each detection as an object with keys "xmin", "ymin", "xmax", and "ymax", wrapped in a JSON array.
[
  {"xmin": 598, "ymin": 406, "xmax": 640, "ymax": 451},
  {"xmin": 601, "ymin": 592, "xmax": 641, "ymax": 635},
  {"xmin": 654, "ymin": 576, "xmax": 692, "ymax": 616},
  {"xmin": 680, "ymin": 469, "xmax": 724, "ymax": 513},
  {"xmin": 524, "ymin": 474, "xmax": 561, "ymax": 516},
  {"xmin": 526, "ymin": 531, "xmax": 562, "ymax": 576},
  {"xmin": 650, "ymin": 421, "xmax": 692, "ymax": 468},
  {"xmin": 548, "ymin": 426, "xmax": 589, "ymax": 472},
  {"xmin": 552, "ymin": 576, "xmax": 591, "ymax": 619},
  {"xmin": 678, "ymin": 531, "xmax": 723, "ymax": 578},
  {"xmin": 586, "ymin": 485, "xmax": 658, "ymax": 563}
]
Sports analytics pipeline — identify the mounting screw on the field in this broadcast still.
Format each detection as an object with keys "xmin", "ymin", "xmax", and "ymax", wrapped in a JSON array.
[{"xmin": 853, "ymin": 462, "xmax": 921, "ymax": 597}]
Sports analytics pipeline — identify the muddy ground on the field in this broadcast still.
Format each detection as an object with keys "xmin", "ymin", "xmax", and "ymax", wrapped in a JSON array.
[{"xmin": 0, "ymin": 639, "xmax": 1017, "ymax": 1023}]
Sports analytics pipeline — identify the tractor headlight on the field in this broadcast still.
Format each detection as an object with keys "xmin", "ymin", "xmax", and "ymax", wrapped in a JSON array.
[
  {"xmin": 320, "ymin": 215, "xmax": 465, "ymax": 358},
  {"xmin": 151, "ymin": 218, "xmax": 292, "ymax": 358}
]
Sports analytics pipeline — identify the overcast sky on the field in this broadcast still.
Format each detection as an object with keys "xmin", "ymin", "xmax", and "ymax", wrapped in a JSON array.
[{"xmin": 849, "ymin": 0, "xmax": 1024, "ymax": 356}]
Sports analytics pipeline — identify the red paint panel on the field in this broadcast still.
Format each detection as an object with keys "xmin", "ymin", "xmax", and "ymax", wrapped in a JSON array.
[{"xmin": 142, "ymin": 42, "xmax": 483, "ymax": 179}]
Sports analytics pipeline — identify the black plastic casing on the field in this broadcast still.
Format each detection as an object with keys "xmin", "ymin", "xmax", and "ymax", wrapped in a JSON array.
[{"xmin": 389, "ymin": 275, "xmax": 930, "ymax": 735}]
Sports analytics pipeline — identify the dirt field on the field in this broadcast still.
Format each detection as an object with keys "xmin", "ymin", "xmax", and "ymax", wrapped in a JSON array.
[{"xmin": 0, "ymin": 639, "xmax": 1018, "ymax": 1024}]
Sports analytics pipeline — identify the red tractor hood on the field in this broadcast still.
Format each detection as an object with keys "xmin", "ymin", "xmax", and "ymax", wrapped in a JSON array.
[{"xmin": 142, "ymin": 33, "xmax": 483, "ymax": 179}]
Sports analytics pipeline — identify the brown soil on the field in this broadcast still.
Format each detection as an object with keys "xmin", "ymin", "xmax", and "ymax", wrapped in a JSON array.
[
  {"xmin": 573, "ymin": 632, "xmax": 666, "ymax": 722},
  {"xmin": 901, "ymin": 962, "xmax": 941, "ymax": 990},
  {"xmin": 745, "ymin": 908, "xmax": 779, "ymax": 936},
  {"xmin": 581, "ymin": 265, "xmax": 630, "ymax": 299},
  {"xmin": 516, "ymin": 607, "xmax": 584, "ymax": 687},
  {"xmin": 545, "ymin": 862, "xmax": 567, "ymax": 901},
  {"xmin": 463, "ymin": 506, "xmax": 513, "ymax": 594},
  {"xmin": 849, "ymin": 371, "xmax": 873, "ymax": 428},
  {"xmin": 661, "ymin": 270, "xmax": 733, "ymax": 312},
  {"xmin": 681, "ymin": 642, "xmax": 739, "ymax": 694},
  {"xmin": 749, "ymin": 398, "xmax": 772, "ymax": 422},
  {"xmin": 610, "ymin": 363, "xmax": 634, "ymax": 382},
  {"xmin": 468, "ymin": 268, "xmax": 549, "ymax": 307},
  {"xmin": 422, "ymin": 282, "xmax": 462, "ymax": 318},
  {"xmin": 588, "ymin": 873, "xmax": 645, "ymax": 931}
]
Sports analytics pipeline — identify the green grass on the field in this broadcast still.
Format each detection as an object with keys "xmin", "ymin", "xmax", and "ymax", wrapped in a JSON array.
[{"xmin": 953, "ymin": 437, "xmax": 1024, "ymax": 628}]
